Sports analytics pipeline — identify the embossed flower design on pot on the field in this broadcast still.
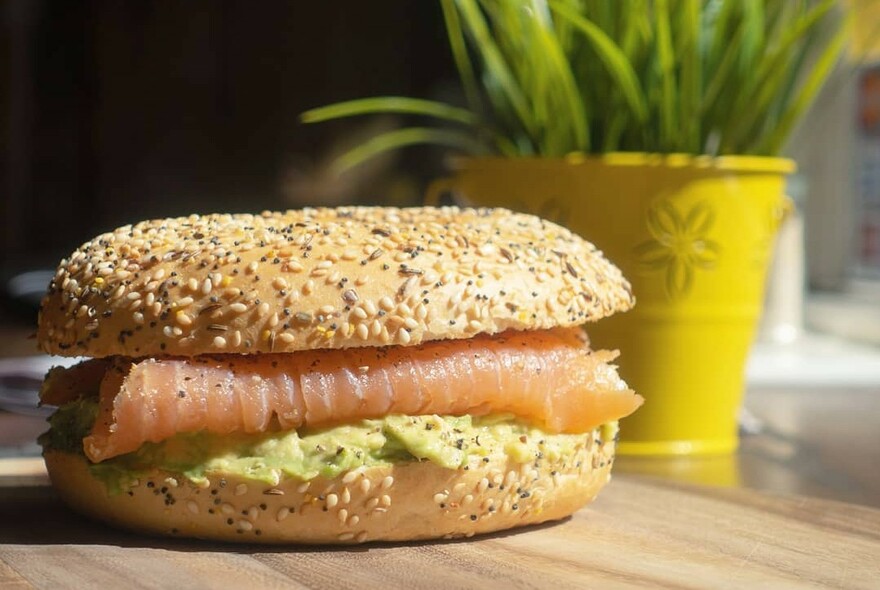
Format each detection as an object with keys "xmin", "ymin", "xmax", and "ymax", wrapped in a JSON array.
[{"xmin": 634, "ymin": 200, "xmax": 721, "ymax": 300}]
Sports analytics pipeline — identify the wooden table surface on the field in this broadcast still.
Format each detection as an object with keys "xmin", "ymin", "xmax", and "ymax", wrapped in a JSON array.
[{"xmin": 2, "ymin": 473, "xmax": 879, "ymax": 590}]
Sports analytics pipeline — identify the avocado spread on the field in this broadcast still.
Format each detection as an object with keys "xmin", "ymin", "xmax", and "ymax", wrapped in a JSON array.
[{"xmin": 41, "ymin": 398, "xmax": 613, "ymax": 493}]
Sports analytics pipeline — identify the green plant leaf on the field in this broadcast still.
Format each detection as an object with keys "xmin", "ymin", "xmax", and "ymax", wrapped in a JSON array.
[
  {"xmin": 677, "ymin": 0, "xmax": 702, "ymax": 153},
  {"xmin": 760, "ymin": 10, "xmax": 849, "ymax": 154},
  {"xmin": 530, "ymin": 3, "xmax": 589, "ymax": 153},
  {"xmin": 550, "ymin": 0, "xmax": 648, "ymax": 122},
  {"xmin": 653, "ymin": 0, "xmax": 677, "ymax": 149},
  {"xmin": 720, "ymin": 0, "xmax": 836, "ymax": 153},
  {"xmin": 300, "ymin": 97, "xmax": 480, "ymax": 126},
  {"xmin": 300, "ymin": 0, "xmax": 849, "ymax": 161},
  {"xmin": 330, "ymin": 127, "xmax": 489, "ymax": 174},
  {"xmin": 454, "ymin": 0, "xmax": 535, "ymax": 138},
  {"xmin": 739, "ymin": 0, "xmax": 766, "ymax": 77},
  {"xmin": 440, "ymin": 0, "xmax": 483, "ymax": 115}
]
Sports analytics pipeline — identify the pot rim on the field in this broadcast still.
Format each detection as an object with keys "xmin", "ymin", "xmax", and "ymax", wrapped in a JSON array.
[{"xmin": 447, "ymin": 152, "xmax": 796, "ymax": 174}]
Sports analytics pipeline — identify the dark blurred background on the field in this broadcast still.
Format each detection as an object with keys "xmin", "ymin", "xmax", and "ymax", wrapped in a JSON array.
[{"xmin": 2, "ymin": 1, "xmax": 456, "ymax": 281}]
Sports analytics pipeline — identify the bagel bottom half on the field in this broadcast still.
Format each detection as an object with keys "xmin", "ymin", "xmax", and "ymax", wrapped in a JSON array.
[{"xmin": 44, "ymin": 431, "xmax": 616, "ymax": 544}]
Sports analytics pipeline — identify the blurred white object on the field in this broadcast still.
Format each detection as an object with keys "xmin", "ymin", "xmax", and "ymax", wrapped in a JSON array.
[
  {"xmin": 747, "ymin": 331, "xmax": 880, "ymax": 387},
  {"xmin": 0, "ymin": 355, "xmax": 82, "ymax": 416},
  {"xmin": 761, "ymin": 201, "xmax": 805, "ymax": 344},
  {"xmin": 807, "ymin": 278, "xmax": 880, "ymax": 346}
]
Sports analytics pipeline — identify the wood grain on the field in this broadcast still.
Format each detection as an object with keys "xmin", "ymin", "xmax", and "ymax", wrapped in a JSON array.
[{"xmin": 2, "ymin": 475, "xmax": 878, "ymax": 590}]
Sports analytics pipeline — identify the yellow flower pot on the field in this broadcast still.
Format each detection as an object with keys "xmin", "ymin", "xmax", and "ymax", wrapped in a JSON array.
[{"xmin": 427, "ymin": 154, "xmax": 795, "ymax": 456}]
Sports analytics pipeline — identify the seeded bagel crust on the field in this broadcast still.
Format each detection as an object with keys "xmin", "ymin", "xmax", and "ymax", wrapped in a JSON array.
[
  {"xmin": 37, "ymin": 207, "xmax": 634, "ymax": 358},
  {"xmin": 43, "ymin": 431, "xmax": 615, "ymax": 544}
]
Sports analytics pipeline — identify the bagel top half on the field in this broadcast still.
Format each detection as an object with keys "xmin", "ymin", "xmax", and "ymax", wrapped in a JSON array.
[{"xmin": 38, "ymin": 206, "xmax": 634, "ymax": 358}]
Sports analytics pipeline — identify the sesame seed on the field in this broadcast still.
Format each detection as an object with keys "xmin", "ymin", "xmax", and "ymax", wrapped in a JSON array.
[
  {"xmin": 356, "ymin": 531, "xmax": 368, "ymax": 543},
  {"xmin": 348, "ymin": 515, "xmax": 360, "ymax": 527},
  {"xmin": 326, "ymin": 494, "xmax": 338, "ymax": 508},
  {"xmin": 177, "ymin": 297, "xmax": 194, "ymax": 307},
  {"xmin": 355, "ymin": 323, "xmax": 369, "ymax": 340},
  {"xmin": 213, "ymin": 336, "xmax": 227, "ymax": 348},
  {"xmin": 229, "ymin": 302, "xmax": 248, "ymax": 313},
  {"xmin": 365, "ymin": 497, "xmax": 379, "ymax": 510},
  {"xmin": 381, "ymin": 476, "xmax": 394, "ymax": 490},
  {"xmin": 276, "ymin": 507, "xmax": 290, "ymax": 522},
  {"xmin": 338, "ymin": 532, "xmax": 355, "ymax": 541},
  {"xmin": 380, "ymin": 495, "xmax": 391, "ymax": 507},
  {"xmin": 238, "ymin": 520, "xmax": 253, "ymax": 531},
  {"xmin": 187, "ymin": 501, "xmax": 199, "ymax": 514},
  {"xmin": 337, "ymin": 508, "xmax": 348, "ymax": 523},
  {"xmin": 235, "ymin": 483, "xmax": 248, "ymax": 496},
  {"xmin": 342, "ymin": 471, "xmax": 359, "ymax": 484},
  {"xmin": 175, "ymin": 311, "xmax": 193, "ymax": 326},
  {"xmin": 363, "ymin": 300, "xmax": 378, "ymax": 316},
  {"xmin": 296, "ymin": 482, "xmax": 310, "ymax": 493},
  {"xmin": 221, "ymin": 503, "xmax": 235, "ymax": 515}
]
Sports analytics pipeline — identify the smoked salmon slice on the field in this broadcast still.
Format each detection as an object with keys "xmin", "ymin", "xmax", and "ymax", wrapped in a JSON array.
[{"xmin": 45, "ymin": 328, "xmax": 643, "ymax": 463}]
